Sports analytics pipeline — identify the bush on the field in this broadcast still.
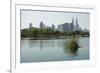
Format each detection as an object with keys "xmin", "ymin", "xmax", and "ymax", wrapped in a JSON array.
[{"xmin": 64, "ymin": 38, "xmax": 79, "ymax": 55}]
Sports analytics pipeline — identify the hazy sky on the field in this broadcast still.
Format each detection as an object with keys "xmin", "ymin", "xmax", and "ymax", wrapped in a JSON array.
[{"xmin": 21, "ymin": 10, "xmax": 90, "ymax": 30}]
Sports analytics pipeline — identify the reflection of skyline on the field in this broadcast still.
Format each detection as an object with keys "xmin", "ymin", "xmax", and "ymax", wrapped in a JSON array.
[
  {"xmin": 28, "ymin": 39, "xmax": 79, "ymax": 56},
  {"xmin": 21, "ymin": 10, "xmax": 89, "ymax": 30},
  {"xmin": 21, "ymin": 37, "xmax": 89, "ymax": 63},
  {"xmin": 28, "ymin": 40, "xmax": 56, "ymax": 49}
]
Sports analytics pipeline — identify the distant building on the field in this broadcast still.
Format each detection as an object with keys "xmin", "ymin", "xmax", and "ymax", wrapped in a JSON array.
[
  {"xmin": 57, "ymin": 23, "xmax": 69, "ymax": 32},
  {"xmin": 39, "ymin": 18, "xmax": 82, "ymax": 32},
  {"xmin": 58, "ymin": 24, "xmax": 63, "ymax": 32},
  {"xmin": 57, "ymin": 18, "xmax": 75, "ymax": 32},
  {"xmin": 69, "ymin": 23, "xmax": 74, "ymax": 32},
  {"xmin": 62, "ymin": 23, "xmax": 69, "ymax": 32},
  {"xmin": 69, "ymin": 18, "xmax": 74, "ymax": 32},
  {"xmin": 40, "ymin": 21, "xmax": 44, "ymax": 29},
  {"xmin": 52, "ymin": 24, "xmax": 55, "ymax": 30},
  {"xmin": 73, "ymin": 24, "xmax": 76, "ymax": 31},
  {"xmin": 29, "ymin": 23, "xmax": 32, "ymax": 29},
  {"xmin": 75, "ymin": 18, "xmax": 80, "ymax": 30}
]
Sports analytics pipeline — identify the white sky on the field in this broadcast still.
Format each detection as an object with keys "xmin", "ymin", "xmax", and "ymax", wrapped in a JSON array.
[{"xmin": 21, "ymin": 10, "xmax": 90, "ymax": 30}]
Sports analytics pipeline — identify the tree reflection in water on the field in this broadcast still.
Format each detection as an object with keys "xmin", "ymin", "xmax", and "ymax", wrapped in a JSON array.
[
  {"xmin": 63, "ymin": 37, "xmax": 79, "ymax": 56},
  {"xmin": 63, "ymin": 46, "xmax": 78, "ymax": 56}
]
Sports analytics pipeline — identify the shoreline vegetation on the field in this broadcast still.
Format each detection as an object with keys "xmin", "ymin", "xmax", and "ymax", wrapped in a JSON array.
[{"xmin": 21, "ymin": 27, "xmax": 89, "ymax": 40}]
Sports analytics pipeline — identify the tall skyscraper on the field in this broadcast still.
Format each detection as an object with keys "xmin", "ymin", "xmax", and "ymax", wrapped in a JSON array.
[
  {"xmin": 57, "ymin": 17, "xmax": 81, "ymax": 32},
  {"xmin": 72, "ymin": 18, "xmax": 74, "ymax": 25},
  {"xmin": 69, "ymin": 18, "xmax": 74, "ymax": 32},
  {"xmin": 76, "ymin": 18, "xmax": 79, "ymax": 30}
]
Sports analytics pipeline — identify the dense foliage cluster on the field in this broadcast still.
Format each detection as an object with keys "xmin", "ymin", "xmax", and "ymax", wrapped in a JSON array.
[{"xmin": 64, "ymin": 38, "xmax": 79, "ymax": 56}]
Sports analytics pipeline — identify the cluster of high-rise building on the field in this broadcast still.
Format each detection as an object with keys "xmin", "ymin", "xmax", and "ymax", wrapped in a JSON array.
[
  {"xmin": 29, "ymin": 18, "xmax": 82, "ymax": 32},
  {"xmin": 39, "ymin": 21, "xmax": 56, "ymax": 30},
  {"xmin": 57, "ymin": 18, "xmax": 80, "ymax": 32}
]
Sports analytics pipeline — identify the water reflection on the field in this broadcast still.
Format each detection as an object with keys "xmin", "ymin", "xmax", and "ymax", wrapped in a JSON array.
[
  {"xmin": 21, "ymin": 38, "xmax": 89, "ymax": 63},
  {"xmin": 28, "ymin": 39, "xmax": 57, "ymax": 50},
  {"xmin": 63, "ymin": 41, "xmax": 79, "ymax": 56},
  {"xmin": 63, "ymin": 47, "xmax": 78, "ymax": 56},
  {"xmin": 40, "ymin": 40, "xmax": 43, "ymax": 50},
  {"xmin": 28, "ymin": 40, "xmax": 39, "ymax": 48}
]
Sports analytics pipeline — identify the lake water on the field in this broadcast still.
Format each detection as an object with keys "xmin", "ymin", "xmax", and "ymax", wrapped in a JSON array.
[{"xmin": 21, "ymin": 37, "xmax": 89, "ymax": 63}]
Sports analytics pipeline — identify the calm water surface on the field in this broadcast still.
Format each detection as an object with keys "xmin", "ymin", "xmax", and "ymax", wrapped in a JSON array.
[{"xmin": 21, "ymin": 37, "xmax": 89, "ymax": 63}]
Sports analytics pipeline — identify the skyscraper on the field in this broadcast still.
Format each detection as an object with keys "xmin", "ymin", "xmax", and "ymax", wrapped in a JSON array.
[
  {"xmin": 72, "ymin": 18, "xmax": 74, "ymax": 24},
  {"xmin": 62, "ymin": 23, "xmax": 69, "ymax": 32},
  {"xmin": 57, "ymin": 18, "xmax": 81, "ymax": 32},
  {"xmin": 69, "ymin": 18, "xmax": 74, "ymax": 32},
  {"xmin": 76, "ymin": 18, "xmax": 79, "ymax": 30}
]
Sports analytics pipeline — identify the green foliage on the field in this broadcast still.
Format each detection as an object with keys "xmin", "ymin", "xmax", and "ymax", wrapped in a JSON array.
[
  {"xmin": 21, "ymin": 29, "xmax": 32, "ymax": 37},
  {"xmin": 21, "ymin": 27, "xmax": 89, "ymax": 38},
  {"xmin": 66, "ymin": 38, "xmax": 79, "ymax": 49},
  {"xmin": 21, "ymin": 28, "xmax": 56, "ymax": 38},
  {"xmin": 64, "ymin": 37, "xmax": 79, "ymax": 56}
]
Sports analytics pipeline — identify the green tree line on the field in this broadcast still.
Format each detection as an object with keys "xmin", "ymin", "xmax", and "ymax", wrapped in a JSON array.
[{"xmin": 21, "ymin": 27, "xmax": 89, "ymax": 38}]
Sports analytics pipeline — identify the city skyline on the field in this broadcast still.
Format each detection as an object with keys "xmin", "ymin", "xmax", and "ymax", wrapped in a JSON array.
[
  {"xmin": 21, "ymin": 10, "xmax": 90, "ymax": 30},
  {"xmin": 29, "ymin": 18, "xmax": 88, "ymax": 32}
]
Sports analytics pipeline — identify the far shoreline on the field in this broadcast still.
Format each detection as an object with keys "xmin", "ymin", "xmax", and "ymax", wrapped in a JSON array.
[{"xmin": 21, "ymin": 36, "xmax": 89, "ymax": 40}]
